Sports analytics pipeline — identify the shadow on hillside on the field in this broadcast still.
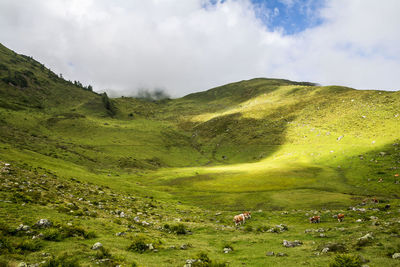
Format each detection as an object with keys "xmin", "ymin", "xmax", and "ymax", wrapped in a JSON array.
[{"xmin": 188, "ymin": 109, "xmax": 296, "ymax": 164}]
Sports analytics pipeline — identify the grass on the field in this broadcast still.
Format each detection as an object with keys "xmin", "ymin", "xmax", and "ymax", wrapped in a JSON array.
[{"xmin": 0, "ymin": 42, "xmax": 399, "ymax": 266}]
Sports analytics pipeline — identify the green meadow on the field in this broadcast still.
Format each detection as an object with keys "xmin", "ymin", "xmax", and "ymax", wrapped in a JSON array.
[{"xmin": 1, "ymin": 43, "xmax": 400, "ymax": 266}]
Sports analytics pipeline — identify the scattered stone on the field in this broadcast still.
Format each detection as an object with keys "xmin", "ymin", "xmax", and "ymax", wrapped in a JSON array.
[
  {"xmin": 184, "ymin": 259, "xmax": 197, "ymax": 267},
  {"xmin": 358, "ymin": 233, "xmax": 373, "ymax": 241},
  {"xmin": 319, "ymin": 233, "xmax": 326, "ymax": 238},
  {"xmin": 337, "ymin": 135, "xmax": 344, "ymax": 141},
  {"xmin": 91, "ymin": 242, "xmax": 103, "ymax": 250},
  {"xmin": 283, "ymin": 240, "xmax": 302, "ymax": 248},
  {"xmin": 32, "ymin": 233, "xmax": 43, "ymax": 240},
  {"xmin": 35, "ymin": 219, "xmax": 52, "ymax": 228},
  {"xmin": 392, "ymin": 253, "xmax": 400, "ymax": 259},
  {"xmin": 356, "ymin": 219, "xmax": 363, "ymax": 222},
  {"xmin": 277, "ymin": 252, "xmax": 288, "ymax": 257},
  {"xmin": 115, "ymin": 232, "xmax": 126, "ymax": 236},
  {"xmin": 17, "ymin": 224, "xmax": 30, "ymax": 231},
  {"xmin": 266, "ymin": 251, "xmax": 274, "ymax": 256},
  {"xmin": 119, "ymin": 212, "xmax": 125, "ymax": 218},
  {"xmin": 180, "ymin": 244, "xmax": 188, "ymax": 250},
  {"xmin": 223, "ymin": 247, "xmax": 232, "ymax": 253},
  {"xmin": 321, "ymin": 247, "xmax": 329, "ymax": 253},
  {"xmin": 133, "ymin": 216, "xmax": 140, "ymax": 223},
  {"xmin": 147, "ymin": 243, "xmax": 154, "ymax": 250},
  {"xmin": 17, "ymin": 262, "xmax": 27, "ymax": 267}
]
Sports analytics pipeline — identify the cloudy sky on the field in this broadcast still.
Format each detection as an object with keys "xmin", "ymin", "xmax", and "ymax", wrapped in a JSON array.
[{"xmin": 0, "ymin": 0, "xmax": 399, "ymax": 97}]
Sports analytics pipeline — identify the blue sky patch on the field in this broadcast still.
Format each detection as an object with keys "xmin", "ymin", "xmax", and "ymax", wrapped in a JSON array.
[{"xmin": 251, "ymin": 0, "xmax": 326, "ymax": 34}]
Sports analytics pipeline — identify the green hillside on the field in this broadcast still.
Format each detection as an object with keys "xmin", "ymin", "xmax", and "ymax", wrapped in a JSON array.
[{"xmin": 1, "ymin": 44, "xmax": 400, "ymax": 266}]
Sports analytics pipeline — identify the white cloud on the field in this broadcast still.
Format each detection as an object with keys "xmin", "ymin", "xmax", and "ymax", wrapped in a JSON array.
[{"xmin": 0, "ymin": 0, "xmax": 399, "ymax": 96}]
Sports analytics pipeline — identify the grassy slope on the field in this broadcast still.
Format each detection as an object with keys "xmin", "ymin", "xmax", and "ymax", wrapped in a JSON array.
[{"xmin": 1, "ymin": 43, "xmax": 400, "ymax": 266}]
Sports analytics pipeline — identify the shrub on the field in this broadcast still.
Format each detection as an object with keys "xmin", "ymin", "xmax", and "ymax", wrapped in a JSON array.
[
  {"xmin": 171, "ymin": 224, "xmax": 187, "ymax": 235},
  {"xmin": 0, "ymin": 236, "xmax": 14, "ymax": 253},
  {"xmin": 329, "ymin": 254, "xmax": 362, "ymax": 267},
  {"xmin": 385, "ymin": 243, "xmax": 400, "ymax": 257},
  {"xmin": 62, "ymin": 225, "xmax": 96, "ymax": 239},
  {"xmin": 43, "ymin": 228, "xmax": 63, "ymax": 242},
  {"xmin": 95, "ymin": 247, "xmax": 112, "ymax": 259},
  {"xmin": 42, "ymin": 254, "xmax": 80, "ymax": 267},
  {"xmin": 191, "ymin": 252, "xmax": 228, "ymax": 267},
  {"xmin": 16, "ymin": 239, "xmax": 43, "ymax": 252},
  {"xmin": 127, "ymin": 237, "xmax": 148, "ymax": 253},
  {"xmin": 244, "ymin": 225, "xmax": 253, "ymax": 232},
  {"xmin": 256, "ymin": 226, "xmax": 269, "ymax": 232},
  {"xmin": 321, "ymin": 242, "xmax": 347, "ymax": 253}
]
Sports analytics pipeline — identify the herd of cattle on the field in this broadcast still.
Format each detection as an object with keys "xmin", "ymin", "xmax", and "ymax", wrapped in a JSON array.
[
  {"xmin": 233, "ymin": 198, "xmax": 387, "ymax": 226},
  {"xmin": 232, "ymin": 198, "xmax": 388, "ymax": 226},
  {"xmin": 233, "ymin": 212, "xmax": 346, "ymax": 226}
]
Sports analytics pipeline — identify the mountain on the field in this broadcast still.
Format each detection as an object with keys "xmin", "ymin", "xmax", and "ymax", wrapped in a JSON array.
[{"xmin": 1, "ymin": 43, "xmax": 399, "ymax": 266}]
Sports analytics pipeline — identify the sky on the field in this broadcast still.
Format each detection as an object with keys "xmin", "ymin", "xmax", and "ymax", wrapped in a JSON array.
[{"xmin": 0, "ymin": 0, "xmax": 399, "ymax": 97}]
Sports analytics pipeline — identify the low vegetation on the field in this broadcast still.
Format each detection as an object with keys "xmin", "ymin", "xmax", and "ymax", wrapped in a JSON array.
[{"xmin": 0, "ymin": 43, "xmax": 399, "ymax": 266}]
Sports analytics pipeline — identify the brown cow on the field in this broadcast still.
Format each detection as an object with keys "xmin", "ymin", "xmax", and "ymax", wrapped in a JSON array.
[
  {"xmin": 309, "ymin": 216, "xmax": 320, "ymax": 223},
  {"xmin": 233, "ymin": 214, "xmax": 245, "ymax": 226},
  {"xmin": 337, "ymin": 213, "xmax": 345, "ymax": 222},
  {"xmin": 243, "ymin": 211, "xmax": 251, "ymax": 219}
]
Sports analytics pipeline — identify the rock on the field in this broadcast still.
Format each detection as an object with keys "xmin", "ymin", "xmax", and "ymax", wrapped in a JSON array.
[
  {"xmin": 337, "ymin": 135, "xmax": 344, "ymax": 141},
  {"xmin": 358, "ymin": 233, "xmax": 373, "ymax": 241},
  {"xmin": 115, "ymin": 232, "xmax": 126, "ymax": 236},
  {"xmin": 277, "ymin": 252, "xmax": 288, "ymax": 257},
  {"xmin": 319, "ymin": 233, "xmax": 326, "ymax": 238},
  {"xmin": 147, "ymin": 243, "xmax": 154, "ymax": 250},
  {"xmin": 91, "ymin": 242, "xmax": 103, "ymax": 250},
  {"xmin": 356, "ymin": 219, "xmax": 362, "ymax": 222},
  {"xmin": 266, "ymin": 251, "xmax": 274, "ymax": 256},
  {"xmin": 17, "ymin": 224, "xmax": 30, "ymax": 231},
  {"xmin": 35, "ymin": 219, "xmax": 52, "ymax": 228},
  {"xmin": 321, "ymin": 247, "xmax": 329, "ymax": 253},
  {"xmin": 180, "ymin": 244, "xmax": 188, "ymax": 250},
  {"xmin": 119, "ymin": 212, "xmax": 125, "ymax": 218},
  {"xmin": 184, "ymin": 259, "xmax": 197, "ymax": 267},
  {"xmin": 17, "ymin": 263, "xmax": 27, "ymax": 267},
  {"xmin": 32, "ymin": 233, "xmax": 43, "ymax": 240},
  {"xmin": 133, "ymin": 216, "xmax": 140, "ymax": 222},
  {"xmin": 223, "ymin": 247, "xmax": 232, "ymax": 253},
  {"xmin": 392, "ymin": 253, "xmax": 400, "ymax": 259},
  {"xmin": 283, "ymin": 240, "xmax": 302, "ymax": 248}
]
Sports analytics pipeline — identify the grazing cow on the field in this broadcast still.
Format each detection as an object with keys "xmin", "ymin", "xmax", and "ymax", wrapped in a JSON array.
[
  {"xmin": 309, "ymin": 216, "xmax": 320, "ymax": 223},
  {"xmin": 234, "ymin": 214, "xmax": 245, "ymax": 226},
  {"xmin": 243, "ymin": 211, "xmax": 251, "ymax": 219},
  {"xmin": 337, "ymin": 213, "xmax": 345, "ymax": 222}
]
